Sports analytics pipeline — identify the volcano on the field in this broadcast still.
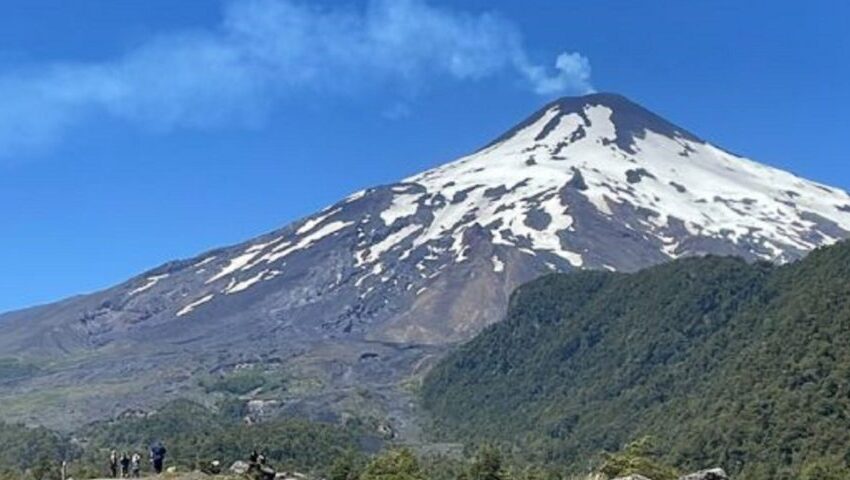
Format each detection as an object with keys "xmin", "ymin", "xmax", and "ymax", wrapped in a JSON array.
[{"xmin": 2, "ymin": 93, "xmax": 849, "ymax": 431}]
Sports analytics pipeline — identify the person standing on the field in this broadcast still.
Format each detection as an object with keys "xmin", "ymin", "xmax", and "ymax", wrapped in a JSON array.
[
  {"xmin": 120, "ymin": 452, "xmax": 131, "ymax": 478},
  {"xmin": 150, "ymin": 441, "xmax": 167, "ymax": 474},
  {"xmin": 131, "ymin": 452, "xmax": 142, "ymax": 478},
  {"xmin": 109, "ymin": 450, "xmax": 119, "ymax": 478}
]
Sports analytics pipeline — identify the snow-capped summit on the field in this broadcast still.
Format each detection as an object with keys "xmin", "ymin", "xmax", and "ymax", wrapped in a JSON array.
[
  {"xmin": 1, "ymin": 93, "xmax": 849, "ymax": 428},
  {"xmin": 395, "ymin": 92, "xmax": 850, "ymax": 270}
]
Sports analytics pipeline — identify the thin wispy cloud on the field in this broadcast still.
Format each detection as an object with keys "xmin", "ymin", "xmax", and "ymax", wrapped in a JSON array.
[{"xmin": 0, "ymin": 0, "xmax": 593, "ymax": 156}]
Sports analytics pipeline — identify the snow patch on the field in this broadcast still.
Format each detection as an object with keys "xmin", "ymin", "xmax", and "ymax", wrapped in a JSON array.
[
  {"xmin": 193, "ymin": 256, "xmax": 217, "ymax": 268},
  {"xmin": 267, "ymin": 221, "xmax": 353, "ymax": 261},
  {"xmin": 297, "ymin": 208, "xmax": 341, "ymax": 235},
  {"xmin": 381, "ymin": 193, "xmax": 421, "ymax": 226},
  {"xmin": 358, "ymin": 224, "xmax": 423, "ymax": 265},
  {"xmin": 492, "ymin": 255, "xmax": 505, "ymax": 273},
  {"xmin": 129, "ymin": 274, "xmax": 169, "ymax": 295},
  {"xmin": 206, "ymin": 237, "xmax": 282, "ymax": 284},
  {"xmin": 177, "ymin": 294, "xmax": 214, "ymax": 317},
  {"xmin": 225, "ymin": 270, "xmax": 268, "ymax": 294}
]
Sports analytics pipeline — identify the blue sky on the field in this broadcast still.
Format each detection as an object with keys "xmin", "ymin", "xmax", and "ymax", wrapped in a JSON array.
[{"xmin": 0, "ymin": 0, "xmax": 847, "ymax": 312}]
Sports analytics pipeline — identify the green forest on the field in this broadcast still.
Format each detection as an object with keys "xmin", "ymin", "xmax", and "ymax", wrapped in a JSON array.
[{"xmin": 422, "ymin": 242, "xmax": 850, "ymax": 480}]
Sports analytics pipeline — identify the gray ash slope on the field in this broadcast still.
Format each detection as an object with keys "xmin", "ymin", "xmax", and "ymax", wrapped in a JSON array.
[{"xmin": 2, "ymin": 93, "xmax": 850, "ymax": 430}]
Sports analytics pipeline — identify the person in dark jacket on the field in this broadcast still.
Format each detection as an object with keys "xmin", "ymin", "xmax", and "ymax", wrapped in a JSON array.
[
  {"xmin": 120, "ymin": 452, "xmax": 131, "ymax": 477},
  {"xmin": 150, "ymin": 441, "xmax": 167, "ymax": 474}
]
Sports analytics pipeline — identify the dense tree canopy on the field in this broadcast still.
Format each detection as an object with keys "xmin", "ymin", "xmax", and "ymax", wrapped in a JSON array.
[{"xmin": 422, "ymin": 242, "xmax": 850, "ymax": 480}]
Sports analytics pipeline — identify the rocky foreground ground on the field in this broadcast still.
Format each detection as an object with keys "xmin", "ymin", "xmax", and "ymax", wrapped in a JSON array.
[
  {"xmin": 81, "ymin": 466, "xmax": 728, "ymax": 480},
  {"xmin": 612, "ymin": 468, "xmax": 729, "ymax": 480}
]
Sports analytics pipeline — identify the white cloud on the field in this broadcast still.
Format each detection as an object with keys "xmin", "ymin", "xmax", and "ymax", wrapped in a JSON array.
[
  {"xmin": 0, "ymin": 0, "xmax": 594, "ymax": 155},
  {"xmin": 521, "ymin": 52, "xmax": 595, "ymax": 96}
]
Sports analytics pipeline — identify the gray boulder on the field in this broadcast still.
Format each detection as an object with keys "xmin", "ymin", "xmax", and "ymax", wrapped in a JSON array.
[
  {"xmin": 679, "ymin": 468, "xmax": 729, "ymax": 480},
  {"xmin": 613, "ymin": 475, "xmax": 653, "ymax": 480},
  {"xmin": 229, "ymin": 460, "xmax": 251, "ymax": 475}
]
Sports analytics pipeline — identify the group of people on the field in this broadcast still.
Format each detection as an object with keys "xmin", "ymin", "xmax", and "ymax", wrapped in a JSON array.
[
  {"xmin": 107, "ymin": 442, "xmax": 167, "ymax": 477},
  {"xmin": 108, "ymin": 451, "xmax": 142, "ymax": 478}
]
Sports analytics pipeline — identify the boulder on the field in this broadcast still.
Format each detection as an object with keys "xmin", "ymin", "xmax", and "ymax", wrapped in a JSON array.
[
  {"xmin": 202, "ymin": 460, "xmax": 222, "ymax": 475},
  {"xmin": 256, "ymin": 465, "xmax": 276, "ymax": 480},
  {"xmin": 275, "ymin": 473, "xmax": 308, "ymax": 480},
  {"xmin": 679, "ymin": 468, "xmax": 729, "ymax": 480},
  {"xmin": 230, "ymin": 460, "xmax": 251, "ymax": 475},
  {"xmin": 612, "ymin": 475, "xmax": 653, "ymax": 480}
]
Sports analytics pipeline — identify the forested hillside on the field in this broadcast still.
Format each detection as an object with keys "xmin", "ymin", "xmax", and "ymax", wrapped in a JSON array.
[
  {"xmin": 0, "ymin": 400, "xmax": 376, "ymax": 480},
  {"xmin": 421, "ymin": 242, "xmax": 850, "ymax": 479}
]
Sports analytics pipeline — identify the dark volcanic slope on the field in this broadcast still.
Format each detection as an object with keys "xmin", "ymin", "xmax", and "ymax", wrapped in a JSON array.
[
  {"xmin": 422, "ymin": 241, "xmax": 850, "ymax": 478},
  {"xmin": 2, "ymin": 93, "xmax": 850, "ymax": 429}
]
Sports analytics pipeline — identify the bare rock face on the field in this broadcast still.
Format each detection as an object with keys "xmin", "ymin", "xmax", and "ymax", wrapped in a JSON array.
[
  {"xmin": 679, "ymin": 468, "xmax": 729, "ymax": 480},
  {"xmin": 2, "ymin": 93, "xmax": 850, "ymax": 429}
]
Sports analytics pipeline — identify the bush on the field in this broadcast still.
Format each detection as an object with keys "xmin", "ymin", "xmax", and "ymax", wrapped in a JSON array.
[
  {"xmin": 200, "ymin": 370, "xmax": 267, "ymax": 395},
  {"xmin": 465, "ymin": 445, "xmax": 506, "ymax": 480},
  {"xmin": 799, "ymin": 459, "xmax": 850, "ymax": 480},
  {"xmin": 361, "ymin": 448, "xmax": 424, "ymax": 480},
  {"xmin": 598, "ymin": 437, "xmax": 679, "ymax": 480}
]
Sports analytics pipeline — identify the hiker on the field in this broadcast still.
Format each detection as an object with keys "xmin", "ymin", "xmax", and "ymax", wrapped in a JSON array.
[
  {"xmin": 247, "ymin": 449, "xmax": 275, "ymax": 480},
  {"xmin": 150, "ymin": 441, "xmax": 167, "ymax": 474},
  {"xmin": 131, "ymin": 452, "xmax": 142, "ymax": 478},
  {"xmin": 109, "ymin": 450, "xmax": 119, "ymax": 478},
  {"xmin": 120, "ymin": 452, "xmax": 131, "ymax": 478}
]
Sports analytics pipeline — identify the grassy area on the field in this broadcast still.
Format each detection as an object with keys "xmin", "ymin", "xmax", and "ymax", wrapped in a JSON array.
[{"xmin": 0, "ymin": 357, "xmax": 41, "ymax": 382}]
